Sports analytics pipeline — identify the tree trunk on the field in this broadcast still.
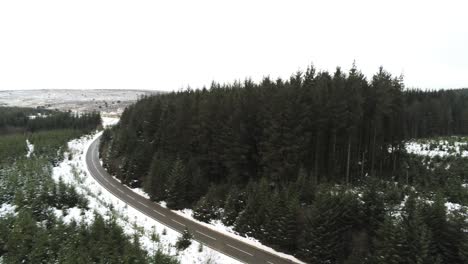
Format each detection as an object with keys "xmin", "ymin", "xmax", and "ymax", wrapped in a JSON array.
[
  {"xmin": 314, "ymin": 130, "xmax": 320, "ymax": 184},
  {"xmin": 371, "ymin": 123, "xmax": 377, "ymax": 176},
  {"xmin": 346, "ymin": 134, "xmax": 351, "ymax": 185}
]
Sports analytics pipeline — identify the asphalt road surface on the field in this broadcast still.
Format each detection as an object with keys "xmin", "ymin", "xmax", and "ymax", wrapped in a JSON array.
[{"xmin": 86, "ymin": 136, "xmax": 300, "ymax": 264}]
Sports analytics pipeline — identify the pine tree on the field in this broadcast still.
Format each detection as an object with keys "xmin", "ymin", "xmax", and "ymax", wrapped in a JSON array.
[
  {"xmin": 262, "ymin": 190, "xmax": 282, "ymax": 245},
  {"xmin": 176, "ymin": 228, "xmax": 193, "ymax": 251},
  {"xmin": 373, "ymin": 214, "xmax": 404, "ymax": 264},
  {"xmin": 193, "ymin": 195, "xmax": 217, "ymax": 223},
  {"xmin": 234, "ymin": 179, "xmax": 269, "ymax": 238},
  {"xmin": 166, "ymin": 158, "xmax": 188, "ymax": 209},
  {"xmin": 303, "ymin": 191, "xmax": 344, "ymax": 263},
  {"xmin": 222, "ymin": 186, "xmax": 245, "ymax": 226},
  {"xmin": 400, "ymin": 193, "xmax": 431, "ymax": 264},
  {"xmin": 422, "ymin": 194, "xmax": 450, "ymax": 262},
  {"xmin": 153, "ymin": 249, "xmax": 180, "ymax": 264},
  {"xmin": 145, "ymin": 154, "xmax": 171, "ymax": 201},
  {"xmin": 361, "ymin": 180, "xmax": 386, "ymax": 253},
  {"xmin": 5, "ymin": 209, "xmax": 37, "ymax": 263},
  {"xmin": 278, "ymin": 193, "xmax": 300, "ymax": 252}
]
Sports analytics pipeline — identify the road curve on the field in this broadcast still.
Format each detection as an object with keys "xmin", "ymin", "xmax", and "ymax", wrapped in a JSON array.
[{"xmin": 86, "ymin": 136, "xmax": 300, "ymax": 264}]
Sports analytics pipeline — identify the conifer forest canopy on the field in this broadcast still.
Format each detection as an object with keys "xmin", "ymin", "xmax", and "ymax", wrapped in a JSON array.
[{"xmin": 100, "ymin": 65, "xmax": 468, "ymax": 263}]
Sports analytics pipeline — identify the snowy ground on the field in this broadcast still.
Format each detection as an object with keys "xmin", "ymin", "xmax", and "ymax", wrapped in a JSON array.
[
  {"xmin": 171, "ymin": 209, "xmax": 306, "ymax": 264},
  {"xmin": 404, "ymin": 138, "xmax": 468, "ymax": 217},
  {"xmin": 101, "ymin": 116, "xmax": 120, "ymax": 128},
  {"xmin": 51, "ymin": 127, "xmax": 241, "ymax": 263},
  {"xmin": 405, "ymin": 138, "xmax": 468, "ymax": 157},
  {"xmin": 0, "ymin": 203, "xmax": 16, "ymax": 218}
]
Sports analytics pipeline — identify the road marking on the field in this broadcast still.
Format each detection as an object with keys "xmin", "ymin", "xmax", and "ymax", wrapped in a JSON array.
[
  {"xmin": 171, "ymin": 219, "xmax": 186, "ymax": 227},
  {"xmin": 226, "ymin": 244, "xmax": 254, "ymax": 257},
  {"xmin": 196, "ymin": 230, "xmax": 217, "ymax": 240},
  {"xmin": 117, "ymin": 189, "xmax": 125, "ymax": 193},
  {"xmin": 139, "ymin": 201, "xmax": 149, "ymax": 208},
  {"xmin": 128, "ymin": 195, "xmax": 136, "ymax": 201},
  {"xmin": 153, "ymin": 210, "xmax": 166, "ymax": 217},
  {"xmin": 267, "ymin": 261, "xmax": 275, "ymax": 264},
  {"xmin": 88, "ymin": 140, "xmax": 253, "ymax": 264}
]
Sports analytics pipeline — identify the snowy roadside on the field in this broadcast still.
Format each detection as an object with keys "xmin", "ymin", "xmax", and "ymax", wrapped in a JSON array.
[
  {"xmin": 123, "ymin": 173, "xmax": 305, "ymax": 263},
  {"xmin": 79, "ymin": 117, "xmax": 304, "ymax": 263},
  {"xmin": 172, "ymin": 209, "xmax": 306, "ymax": 264},
  {"xmin": 96, "ymin": 117, "xmax": 304, "ymax": 263},
  {"xmin": 52, "ymin": 130, "xmax": 241, "ymax": 264}
]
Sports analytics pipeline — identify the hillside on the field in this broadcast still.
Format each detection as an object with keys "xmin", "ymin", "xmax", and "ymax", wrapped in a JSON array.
[
  {"xmin": 0, "ymin": 89, "xmax": 160, "ymax": 113},
  {"xmin": 100, "ymin": 65, "xmax": 468, "ymax": 263}
]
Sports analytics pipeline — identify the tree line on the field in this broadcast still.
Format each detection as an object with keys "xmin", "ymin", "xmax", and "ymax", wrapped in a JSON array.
[
  {"xmin": 0, "ymin": 107, "xmax": 101, "ymax": 134},
  {"xmin": 100, "ymin": 64, "xmax": 468, "ymax": 263},
  {"xmin": 0, "ymin": 107, "xmax": 179, "ymax": 263}
]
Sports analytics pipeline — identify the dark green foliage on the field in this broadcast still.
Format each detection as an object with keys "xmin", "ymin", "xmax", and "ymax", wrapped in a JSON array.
[
  {"xmin": 152, "ymin": 250, "xmax": 179, "ymax": 264},
  {"xmin": 0, "ymin": 108, "xmax": 177, "ymax": 264},
  {"xmin": 99, "ymin": 65, "xmax": 468, "ymax": 199},
  {"xmin": 263, "ymin": 191, "xmax": 299, "ymax": 251},
  {"xmin": 175, "ymin": 228, "xmax": 192, "ymax": 251},
  {"xmin": 166, "ymin": 158, "xmax": 188, "ymax": 210},
  {"xmin": 221, "ymin": 186, "xmax": 245, "ymax": 226},
  {"xmin": 234, "ymin": 179, "xmax": 271, "ymax": 238},
  {"xmin": 0, "ymin": 210, "xmax": 150, "ymax": 264},
  {"xmin": 300, "ymin": 188, "xmax": 362, "ymax": 263},
  {"xmin": 102, "ymin": 65, "xmax": 407, "ymax": 199},
  {"xmin": 0, "ymin": 106, "xmax": 100, "ymax": 134},
  {"xmin": 99, "ymin": 64, "xmax": 468, "ymax": 263},
  {"xmin": 399, "ymin": 194, "xmax": 432, "ymax": 263},
  {"xmin": 0, "ymin": 107, "xmax": 50, "ymax": 132},
  {"xmin": 55, "ymin": 178, "xmax": 88, "ymax": 210},
  {"xmin": 421, "ymin": 194, "xmax": 468, "ymax": 264},
  {"xmin": 193, "ymin": 188, "xmax": 220, "ymax": 223},
  {"xmin": 143, "ymin": 153, "xmax": 172, "ymax": 201},
  {"xmin": 373, "ymin": 215, "xmax": 405, "ymax": 264},
  {"xmin": 0, "ymin": 106, "xmax": 100, "ymax": 166},
  {"xmin": 360, "ymin": 180, "xmax": 386, "ymax": 253}
]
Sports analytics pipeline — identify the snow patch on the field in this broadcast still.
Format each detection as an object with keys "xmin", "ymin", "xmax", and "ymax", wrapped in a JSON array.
[
  {"xmin": 0, "ymin": 203, "xmax": 16, "ymax": 217},
  {"xmin": 28, "ymin": 113, "xmax": 49, "ymax": 120},
  {"xmin": 26, "ymin": 139, "xmax": 34, "ymax": 158},
  {"xmin": 53, "ymin": 207, "xmax": 95, "ymax": 225},
  {"xmin": 405, "ymin": 140, "xmax": 468, "ymax": 157},
  {"xmin": 445, "ymin": 202, "xmax": 468, "ymax": 214},
  {"xmin": 102, "ymin": 117, "xmax": 119, "ymax": 128},
  {"xmin": 126, "ymin": 186, "xmax": 151, "ymax": 200}
]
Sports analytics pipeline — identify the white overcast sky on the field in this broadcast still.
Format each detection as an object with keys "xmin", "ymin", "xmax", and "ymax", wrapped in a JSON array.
[{"xmin": 0, "ymin": 0, "xmax": 467, "ymax": 91}]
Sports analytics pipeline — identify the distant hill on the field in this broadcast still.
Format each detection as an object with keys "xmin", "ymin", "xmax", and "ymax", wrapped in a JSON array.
[{"xmin": 0, "ymin": 89, "xmax": 162, "ymax": 113}]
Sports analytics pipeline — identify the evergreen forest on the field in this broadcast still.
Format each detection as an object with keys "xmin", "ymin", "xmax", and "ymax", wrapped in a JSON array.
[
  {"xmin": 0, "ymin": 107, "xmax": 177, "ymax": 264},
  {"xmin": 100, "ymin": 65, "xmax": 468, "ymax": 263}
]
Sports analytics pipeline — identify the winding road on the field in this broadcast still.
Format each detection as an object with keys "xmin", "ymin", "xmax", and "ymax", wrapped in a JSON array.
[{"xmin": 86, "ymin": 136, "xmax": 299, "ymax": 264}]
